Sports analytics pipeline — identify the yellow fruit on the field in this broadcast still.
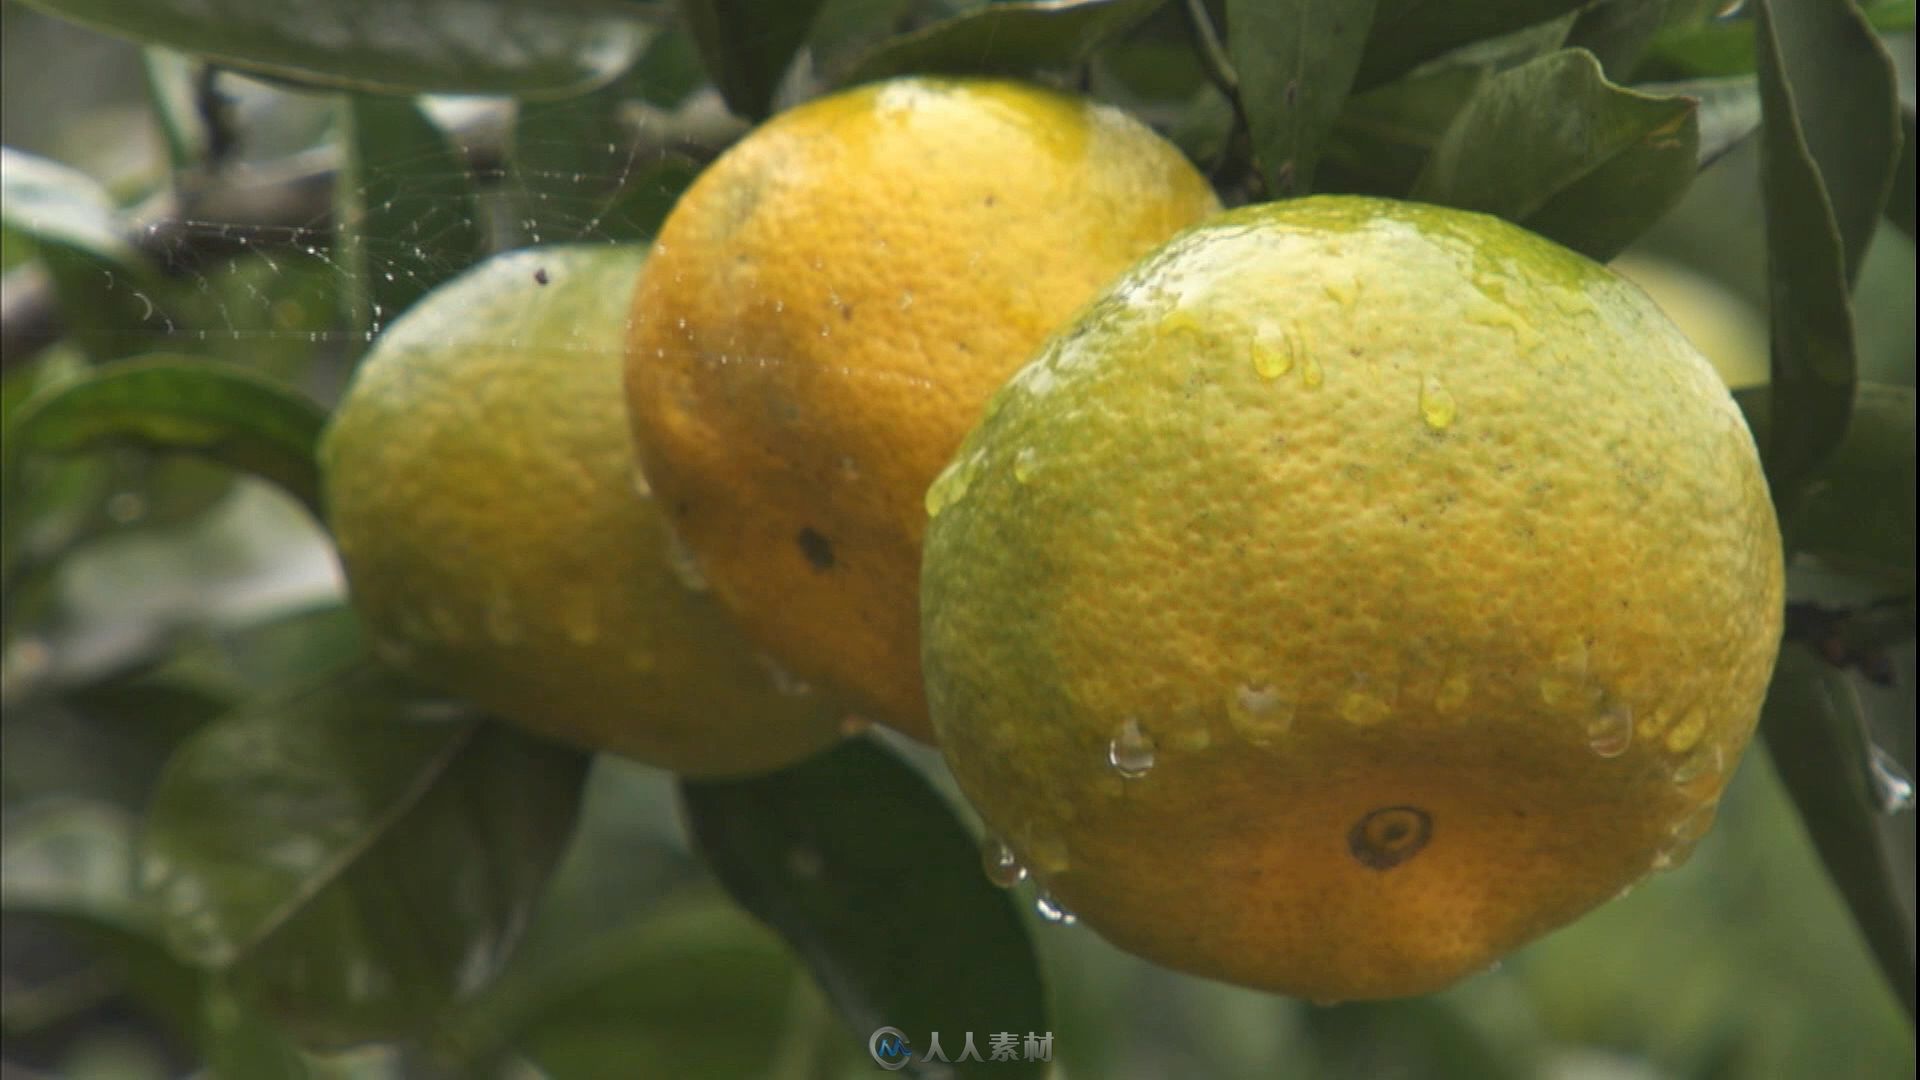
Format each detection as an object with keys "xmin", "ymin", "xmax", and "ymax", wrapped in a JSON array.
[
  {"xmin": 626, "ymin": 77, "xmax": 1220, "ymax": 740},
  {"xmin": 1610, "ymin": 252, "xmax": 1769, "ymax": 388},
  {"xmin": 921, "ymin": 197, "xmax": 1785, "ymax": 1001},
  {"xmin": 322, "ymin": 247, "xmax": 848, "ymax": 777}
]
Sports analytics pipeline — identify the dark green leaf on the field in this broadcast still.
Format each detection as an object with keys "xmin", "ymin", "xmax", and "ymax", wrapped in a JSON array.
[
  {"xmin": 3, "ymin": 357, "xmax": 327, "ymax": 519},
  {"xmin": 1760, "ymin": 645, "xmax": 1917, "ymax": 1018},
  {"xmin": 1889, "ymin": 105, "xmax": 1915, "ymax": 240},
  {"xmin": 1413, "ymin": 48, "xmax": 1699, "ymax": 260},
  {"xmin": 512, "ymin": 93, "xmax": 698, "ymax": 245},
  {"xmin": 1752, "ymin": 0, "xmax": 1900, "ymax": 511},
  {"xmin": 1638, "ymin": 76, "xmax": 1760, "ymax": 169},
  {"xmin": 627, "ymin": 26, "xmax": 707, "ymax": 108},
  {"xmin": 13, "ymin": 0, "xmax": 649, "ymax": 96},
  {"xmin": 1319, "ymin": 64, "xmax": 1485, "ymax": 196},
  {"xmin": 842, "ymin": 0, "xmax": 1165, "ymax": 85},
  {"xmin": 681, "ymin": 0, "xmax": 830, "ymax": 119},
  {"xmin": 681, "ymin": 738, "xmax": 1048, "ymax": 1078},
  {"xmin": 1739, "ymin": 383, "xmax": 1917, "ymax": 585},
  {"xmin": 1225, "ymin": 0, "xmax": 1376, "ymax": 196},
  {"xmin": 141, "ymin": 665, "xmax": 591, "ymax": 1047},
  {"xmin": 335, "ymin": 95, "xmax": 485, "ymax": 335},
  {"xmin": 1355, "ymin": 0, "xmax": 1589, "ymax": 89},
  {"xmin": 1566, "ymin": 0, "xmax": 1678, "ymax": 79}
]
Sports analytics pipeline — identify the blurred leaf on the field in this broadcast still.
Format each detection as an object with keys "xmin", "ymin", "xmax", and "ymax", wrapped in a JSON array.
[
  {"xmin": 1760, "ymin": 645, "xmax": 1917, "ymax": 1018},
  {"xmin": 1319, "ymin": 64, "xmax": 1485, "ymax": 195},
  {"xmin": 842, "ymin": 0, "xmax": 1164, "ymax": 85},
  {"xmin": 1566, "ymin": 0, "xmax": 1678, "ymax": 79},
  {"xmin": 3, "ymin": 357, "xmax": 327, "ymax": 520},
  {"xmin": 1890, "ymin": 105, "xmax": 1915, "ymax": 240},
  {"xmin": 1647, "ymin": 0, "xmax": 1915, "ymax": 78},
  {"xmin": 1739, "ymin": 383, "xmax": 1916, "ymax": 585},
  {"xmin": 1304, "ymin": 997, "xmax": 1529, "ymax": 1079},
  {"xmin": 13, "ymin": 0, "xmax": 649, "ymax": 96},
  {"xmin": 512, "ymin": 93, "xmax": 698, "ymax": 246},
  {"xmin": 1413, "ymin": 48, "xmax": 1699, "ymax": 260},
  {"xmin": 1753, "ymin": 0, "xmax": 1900, "ymax": 513},
  {"xmin": 141, "ymin": 665, "xmax": 590, "ymax": 1047},
  {"xmin": 681, "ymin": 738, "xmax": 1048, "ymax": 1078},
  {"xmin": 1354, "ymin": 0, "xmax": 1589, "ymax": 89},
  {"xmin": 335, "ymin": 95, "xmax": 486, "ymax": 335},
  {"xmin": 1225, "ymin": 0, "xmax": 1376, "ymax": 197},
  {"xmin": 0, "ymin": 148, "xmax": 176, "ymax": 361},
  {"xmin": 145, "ymin": 602, "xmax": 366, "ymax": 705},
  {"xmin": 141, "ymin": 48, "xmax": 212, "ymax": 172},
  {"xmin": 627, "ymin": 26, "xmax": 707, "ymax": 108},
  {"xmin": 681, "ymin": 0, "xmax": 829, "ymax": 119},
  {"xmin": 454, "ymin": 900, "xmax": 851, "ymax": 1079}
]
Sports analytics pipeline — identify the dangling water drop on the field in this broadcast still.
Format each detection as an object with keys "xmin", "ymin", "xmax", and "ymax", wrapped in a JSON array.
[
  {"xmin": 1300, "ymin": 352, "xmax": 1325, "ymax": 388},
  {"xmin": 981, "ymin": 838, "xmax": 1028, "ymax": 888},
  {"xmin": 1034, "ymin": 891, "xmax": 1077, "ymax": 925},
  {"xmin": 1418, "ymin": 374, "xmax": 1457, "ymax": 430},
  {"xmin": 1867, "ymin": 746, "xmax": 1915, "ymax": 814},
  {"xmin": 1107, "ymin": 718, "xmax": 1157, "ymax": 778},
  {"xmin": 1012, "ymin": 447, "xmax": 1038, "ymax": 484},
  {"xmin": 1250, "ymin": 323, "xmax": 1294, "ymax": 379},
  {"xmin": 1226, "ymin": 682, "xmax": 1295, "ymax": 744},
  {"xmin": 665, "ymin": 531, "xmax": 709, "ymax": 592},
  {"xmin": 1586, "ymin": 702, "xmax": 1633, "ymax": 758}
]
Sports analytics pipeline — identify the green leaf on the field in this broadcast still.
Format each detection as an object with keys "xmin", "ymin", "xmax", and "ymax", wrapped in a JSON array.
[
  {"xmin": 3, "ymin": 357, "xmax": 327, "ymax": 520},
  {"xmin": 511, "ymin": 92, "xmax": 698, "ymax": 245},
  {"xmin": 1566, "ymin": 0, "xmax": 1679, "ymax": 79},
  {"xmin": 334, "ymin": 95, "xmax": 486, "ymax": 336},
  {"xmin": 681, "ymin": 0, "xmax": 830, "ymax": 119},
  {"xmin": 1319, "ymin": 63, "xmax": 1485, "ymax": 196},
  {"xmin": 13, "ymin": 0, "xmax": 649, "ymax": 96},
  {"xmin": 1760, "ymin": 645, "xmax": 1917, "ymax": 1018},
  {"xmin": 1412, "ymin": 48, "xmax": 1699, "ymax": 260},
  {"xmin": 681, "ymin": 738, "xmax": 1048, "ymax": 1077},
  {"xmin": 141, "ymin": 665, "xmax": 591, "ymax": 1047},
  {"xmin": 1225, "ymin": 0, "xmax": 1376, "ymax": 196},
  {"xmin": 1637, "ymin": 75, "xmax": 1760, "ymax": 169},
  {"xmin": 1355, "ymin": 0, "xmax": 1589, "ymax": 89},
  {"xmin": 1739, "ymin": 383, "xmax": 1917, "ymax": 585},
  {"xmin": 0, "ymin": 148, "xmax": 176, "ymax": 361},
  {"xmin": 842, "ymin": 0, "xmax": 1165, "ymax": 85},
  {"xmin": 1753, "ymin": 0, "xmax": 1900, "ymax": 512},
  {"xmin": 1888, "ymin": 105, "xmax": 1915, "ymax": 240}
]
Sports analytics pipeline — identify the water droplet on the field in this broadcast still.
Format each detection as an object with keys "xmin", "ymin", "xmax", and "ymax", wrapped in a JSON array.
[
  {"xmin": 630, "ymin": 464, "xmax": 653, "ymax": 499},
  {"xmin": 1867, "ymin": 746, "xmax": 1915, "ymax": 814},
  {"xmin": 665, "ymin": 531, "xmax": 709, "ymax": 592},
  {"xmin": 1012, "ymin": 447, "xmax": 1038, "ymax": 484},
  {"xmin": 1418, "ymin": 375, "xmax": 1457, "ymax": 430},
  {"xmin": 755, "ymin": 654, "xmax": 813, "ymax": 697},
  {"xmin": 1670, "ymin": 742, "xmax": 1723, "ymax": 792},
  {"xmin": 1107, "ymin": 718, "xmax": 1157, "ymax": 778},
  {"xmin": 772, "ymin": 299, "xmax": 785, "ymax": 314},
  {"xmin": 1250, "ymin": 323, "xmax": 1295, "ymax": 380},
  {"xmin": 1586, "ymin": 702, "xmax": 1633, "ymax": 758},
  {"xmin": 924, "ymin": 456, "xmax": 977, "ymax": 518},
  {"xmin": 1300, "ymin": 353, "xmax": 1324, "ymax": 388},
  {"xmin": 1652, "ymin": 803, "xmax": 1716, "ymax": 871},
  {"xmin": 898, "ymin": 289, "xmax": 915, "ymax": 310},
  {"xmin": 1663, "ymin": 705, "xmax": 1708, "ymax": 753},
  {"xmin": 1024, "ymin": 832, "xmax": 1071, "ymax": 874},
  {"xmin": 1434, "ymin": 673, "xmax": 1471, "ymax": 715},
  {"xmin": 982, "ymin": 838, "xmax": 1028, "ymax": 888},
  {"xmin": 1226, "ymin": 682, "xmax": 1295, "ymax": 744},
  {"xmin": 1322, "ymin": 278, "xmax": 1357, "ymax": 305},
  {"xmin": 1339, "ymin": 677, "xmax": 1392, "ymax": 727},
  {"xmin": 1034, "ymin": 891, "xmax": 1077, "ymax": 925}
]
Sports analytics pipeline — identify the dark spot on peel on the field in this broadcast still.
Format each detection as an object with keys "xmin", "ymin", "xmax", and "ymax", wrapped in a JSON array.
[
  {"xmin": 983, "ymin": 194, "xmax": 998, "ymax": 207},
  {"xmin": 533, "ymin": 267, "xmax": 550, "ymax": 286},
  {"xmin": 840, "ymin": 304, "xmax": 855, "ymax": 321},
  {"xmin": 1349, "ymin": 806, "xmax": 1431, "ymax": 870},
  {"xmin": 797, "ymin": 527, "xmax": 835, "ymax": 570}
]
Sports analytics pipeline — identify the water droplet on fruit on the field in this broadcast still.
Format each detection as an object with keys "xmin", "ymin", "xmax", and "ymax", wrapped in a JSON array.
[
  {"xmin": 1339, "ymin": 677, "xmax": 1392, "ymax": 726},
  {"xmin": 1664, "ymin": 706, "xmax": 1708, "ymax": 753},
  {"xmin": 1670, "ymin": 742, "xmax": 1724, "ymax": 793},
  {"xmin": 1012, "ymin": 447, "xmax": 1038, "ymax": 484},
  {"xmin": 630, "ymin": 464, "xmax": 653, "ymax": 499},
  {"xmin": 1586, "ymin": 702, "xmax": 1634, "ymax": 758},
  {"xmin": 755, "ymin": 653, "xmax": 813, "ymax": 697},
  {"xmin": 1300, "ymin": 352, "xmax": 1325, "ymax": 388},
  {"xmin": 1652, "ymin": 803, "xmax": 1716, "ymax": 871},
  {"xmin": 1867, "ymin": 746, "xmax": 1915, "ymax": 814},
  {"xmin": 1226, "ymin": 682, "xmax": 1294, "ymax": 744},
  {"xmin": 1034, "ymin": 891, "xmax": 1077, "ymax": 925},
  {"xmin": 1418, "ymin": 375, "xmax": 1457, "ymax": 430},
  {"xmin": 1250, "ymin": 323, "xmax": 1294, "ymax": 379},
  {"xmin": 1107, "ymin": 718, "xmax": 1157, "ymax": 778},
  {"xmin": 1434, "ymin": 673, "xmax": 1471, "ymax": 715},
  {"xmin": 982, "ymin": 838, "xmax": 1028, "ymax": 888}
]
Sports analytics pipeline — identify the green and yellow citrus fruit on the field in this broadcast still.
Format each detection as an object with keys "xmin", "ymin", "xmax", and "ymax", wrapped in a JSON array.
[
  {"xmin": 922, "ymin": 197, "xmax": 1785, "ymax": 1000},
  {"xmin": 626, "ymin": 76, "xmax": 1220, "ymax": 740},
  {"xmin": 322, "ymin": 247, "xmax": 847, "ymax": 776}
]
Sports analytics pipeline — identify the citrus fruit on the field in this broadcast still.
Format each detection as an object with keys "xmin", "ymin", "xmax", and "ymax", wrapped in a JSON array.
[
  {"xmin": 626, "ymin": 76, "xmax": 1220, "ymax": 740},
  {"xmin": 921, "ymin": 197, "xmax": 1785, "ymax": 1000},
  {"xmin": 322, "ymin": 247, "xmax": 848, "ymax": 777}
]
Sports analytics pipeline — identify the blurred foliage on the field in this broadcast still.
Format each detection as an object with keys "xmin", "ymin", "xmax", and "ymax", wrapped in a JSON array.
[{"xmin": 0, "ymin": 0, "xmax": 1913, "ymax": 1076}]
